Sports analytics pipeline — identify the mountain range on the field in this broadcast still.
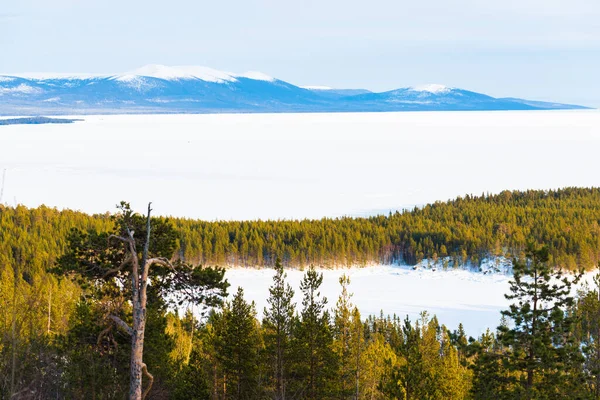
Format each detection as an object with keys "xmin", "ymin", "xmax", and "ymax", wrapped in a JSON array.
[{"xmin": 0, "ymin": 64, "xmax": 590, "ymax": 115}]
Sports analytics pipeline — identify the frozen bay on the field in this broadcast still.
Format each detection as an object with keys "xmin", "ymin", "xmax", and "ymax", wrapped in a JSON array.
[{"xmin": 1, "ymin": 110, "xmax": 599, "ymax": 220}]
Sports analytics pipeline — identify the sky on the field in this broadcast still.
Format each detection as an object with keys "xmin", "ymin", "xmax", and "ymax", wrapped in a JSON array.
[{"xmin": 1, "ymin": 0, "xmax": 599, "ymax": 107}]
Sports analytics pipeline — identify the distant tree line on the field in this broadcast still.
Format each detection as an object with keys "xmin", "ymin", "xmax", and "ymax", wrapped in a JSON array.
[{"xmin": 1, "ymin": 188, "xmax": 600, "ymax": 282}]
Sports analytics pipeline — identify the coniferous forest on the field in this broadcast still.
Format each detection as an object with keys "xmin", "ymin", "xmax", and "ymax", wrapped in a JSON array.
[{"xmin": 2, "ymin": 188, "xmax": 600, "ymax": 398}]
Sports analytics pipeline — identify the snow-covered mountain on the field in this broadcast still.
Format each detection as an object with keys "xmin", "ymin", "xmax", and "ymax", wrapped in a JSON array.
[{"xmin": 0, "ymin": 65, "xmax": 589, "ymax": 115}]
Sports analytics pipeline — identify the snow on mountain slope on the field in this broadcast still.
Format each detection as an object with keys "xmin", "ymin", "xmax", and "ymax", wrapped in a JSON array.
[
  {"xmin": 410, "ymin": 84, "xmax": 451, "ymax": 94},
  {"xmin": 0, "ymin": 65, "xmax": 591, "ymax": 115},
  {"xmin": 0, "ymin": 83, "xmax": 43, "ymax": 95},
  {"xmin": 235, "ymin": 71, "xmax": 275, "ymax": 82},
  {"xmin": 127, "ymin": 64, "xmax": 238, "ymax": 83}
]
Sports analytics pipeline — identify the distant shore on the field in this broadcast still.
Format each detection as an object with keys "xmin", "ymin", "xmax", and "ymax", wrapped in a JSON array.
[{"xmin": 0, "ymin": 116, "xmax": 82, "ymax": 126}]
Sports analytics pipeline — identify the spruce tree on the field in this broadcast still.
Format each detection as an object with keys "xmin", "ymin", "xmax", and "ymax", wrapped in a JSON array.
[
  {"xmin": 360, "ymin": 332, "xmax": 396, "ymax": 400},
  {"xmin": 216, "ymin": 287, "xmax": 263, "ymax": 400},
  {"xmin": 349, "ymin": 306, "xmax": 365, "ymax": 400},
  {"xmin": 333, "ymin": 274, "xmax": 354, "ymax": 399},
  {"xmin": 292, "ymin": 266, "xmax": 336, "ymax": 400},
  {"xmin": 470, "ymin": 329, "xmax": 510, "ymax": 400},
  {"xmin": 498, "ymin": 244, "xmax": 583, "ymax": 399},
  {"xmin": 263, "ymin": 258, "xmax": 295, "ymax": 400},
  {"xmin": 572, "ymin": 265, "xmax": 600, "ymax": 398}
]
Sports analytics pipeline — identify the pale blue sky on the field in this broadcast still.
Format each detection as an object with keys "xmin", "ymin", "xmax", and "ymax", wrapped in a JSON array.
[{"xmin": 1, "ymin": 0, "xmax": 598, "ymax": 106}]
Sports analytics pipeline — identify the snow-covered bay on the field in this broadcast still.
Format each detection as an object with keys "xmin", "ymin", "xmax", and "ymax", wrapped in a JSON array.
[{"xmin": 1, "ymin": 110, "xmax": 599, "ymax": 220}]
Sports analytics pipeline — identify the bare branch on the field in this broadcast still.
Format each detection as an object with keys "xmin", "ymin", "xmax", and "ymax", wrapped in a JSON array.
[
  {"xmin": 102, "ymin": 253, "xmax": 133, "ymax": 279},
  {"xmin": 141, "ymin": 363, "xmax": 154, "ymax": 400},
  {"xmin": 109, "ymin": 315, "xmax": 134, "ymax": 336},
  {"xmin": 140, "ymin": 203, "xmax": 153, "ymax": 308},
  {"xmin": 141, "ymin": 202, "xmax": 152, "ymax": 270},
  {"xmin": 126, "ymin": 231, "xmax": 140, "ymax": 305}
]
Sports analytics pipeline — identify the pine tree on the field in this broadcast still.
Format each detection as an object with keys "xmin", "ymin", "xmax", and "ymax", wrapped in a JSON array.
[
  {"xmin": 263, "ymin": 257, "xmax": 295, "ymax": 400},
  {"xmin": 498, "ymin": 244, "xmax": 583, "ymax": 399},
  {"xmin": 56, "ymin": 202, "xmax": 228, "ymax": 399}
]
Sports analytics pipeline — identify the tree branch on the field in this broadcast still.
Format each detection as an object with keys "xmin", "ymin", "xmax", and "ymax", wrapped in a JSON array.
[
  {"xmin": 142, "ymin": 363, "xmax": 154, "ymax": 400},
  {"xmin": 126, "ymin": 230, "xmax": 140, "ymax": 305},
  {"xmin": 146, "ymin": 257, "xmax": 173, "ymax": 270},
  {"xmin": 102, "ymin": 253, "xmax": 133, "ymax": 279},
  {"xmin": 109, "ymin": 315, "xmax": 133, "ymax": 336},
  {"xmin": 108, "ymin": 234, "xmax": 131, "ymax": 244},
  {"xmin": 140, "ymin": 203, "xmax": 153, "ymax": 308},
  {"xmin": 97, "ymin": 325, "xmax": 113, "ymax": 347},
  {"xmin": 141, "ymin": 202, "xmax": 152, "ymax": 273}
]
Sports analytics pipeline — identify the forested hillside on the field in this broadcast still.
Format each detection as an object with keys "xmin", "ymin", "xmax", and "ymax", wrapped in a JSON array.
[
  {"xmin": 2, "ymin": 188, "xmax": 600, "ymax": 274},
  {"xmin": 3, "ymin": 190, "xmax": 600, "ymax": 398}
]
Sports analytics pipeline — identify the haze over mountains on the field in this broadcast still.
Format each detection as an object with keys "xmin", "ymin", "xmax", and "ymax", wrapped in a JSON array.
[{"xmin": 0, "ymin": 64, "xmax": 589, "ymax": 115}]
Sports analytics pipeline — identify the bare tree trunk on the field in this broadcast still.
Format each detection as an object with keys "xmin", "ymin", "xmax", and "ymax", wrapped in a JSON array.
[
  {"xmin": 129, "ymin": 305, "xmax": 146, "ymax": 400},
  {"xmin": 129, "ymin": 203, "xmax": 153, "ymax": 400}
]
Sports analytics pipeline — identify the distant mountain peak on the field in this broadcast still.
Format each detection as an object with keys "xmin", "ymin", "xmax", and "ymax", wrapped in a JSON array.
[
  {"xmin": 409, "ymin": 84, "xmax": 451, "ymax": 94},
  {"xmin": 122, "ymin": 64, "xmax": 275, "ymax": 83},
  {"xmin": 128, "ymin": 64, "xmax": 237, "ymax": 83}
]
